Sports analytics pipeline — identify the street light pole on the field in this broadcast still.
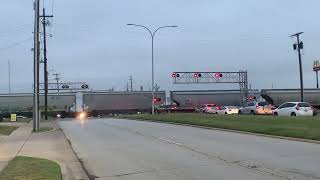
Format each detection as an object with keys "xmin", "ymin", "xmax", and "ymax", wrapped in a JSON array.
[
  {"xmin": 127, "ymin": 24, "xmax": 178, "ymax": 115},
  {"xmin": 316, "ymin": 70, "xmax": 319, "ymax": 89}
]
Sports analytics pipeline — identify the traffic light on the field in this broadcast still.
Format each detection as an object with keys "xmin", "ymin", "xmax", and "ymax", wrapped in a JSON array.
[
  {"xmin": 299, "ymin": 41, "xmax": 304, "ymax": 49},
  {"xmin": 81, "ymin": 84, "xmax": 89, "ymax": 89},
  {"xmin": 247, "ymin": 96, "xmax": 256, "ymax": 101},
  {"xmin": 193, "ymin": 73, "xmax": 198, "ymax": 78},
  {"xmin": 293, "ymin": 44, "xmax": 297, "ymax": 50},
  {"xmin": 193, "ymin": 73, "xmax": 201, "ymax": 78},
  {"xmin": 62, "ymin": 84, "xmax": 69, "ymax": 89},
  {"xmin": 172, "ymin": 73, "xmax": 180, "ymax": 78},
  {"xmin": 214, "ymin": 73, "xmax": 223, "ymax": 78},
  {"xmin": 153, "ymin": 97, "xmax": 162, "ymax": 102}
]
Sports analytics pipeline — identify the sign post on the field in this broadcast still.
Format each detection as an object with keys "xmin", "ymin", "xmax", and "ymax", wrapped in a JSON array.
[{"xmin": 314, "ymin": 60, "xmax": 320, "ymax": 89}]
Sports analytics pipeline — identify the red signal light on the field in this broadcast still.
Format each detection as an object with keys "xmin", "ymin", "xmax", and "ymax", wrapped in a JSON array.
[
  {"xmin": 214, "ymin": 73, "xmax": 223, "ymax": 78},
  {"xmin": 172, "ymin": 73, "xmax": 176, "ymax": 78},
  {"xmin": 153, "ymin": 97, "xmax": 162, "ymax": 102},
  {"xmin": 193, "ymin": 73, "xmax": 198, "ymax": 78}
]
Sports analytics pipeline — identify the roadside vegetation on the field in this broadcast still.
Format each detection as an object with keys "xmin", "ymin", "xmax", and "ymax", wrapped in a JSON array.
[
  {"xmin": 0, "ymin": 118, "xmax": 32, "ymax": 123},
  {"xmin": 33, "ymin": 127, "xmax": 54, "ymax": 133},
  {"xmin": 0, "ymin": 126, "xmax": 18, "ymax": 136},
  {"xmin": 0, "ymin": 156, "xmax": 61, "ymax": 180},
  {"xmin": 119, "ymin": 113, "xmax": 320, "ymax": 141}
]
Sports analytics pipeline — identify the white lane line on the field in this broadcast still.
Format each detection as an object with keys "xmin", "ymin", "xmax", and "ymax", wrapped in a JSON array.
[{"xmin": 158, "ymin": 137, "xmax": 183, "ymax": 146}]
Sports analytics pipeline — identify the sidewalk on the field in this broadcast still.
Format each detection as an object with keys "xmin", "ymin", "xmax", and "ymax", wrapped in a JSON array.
[
  {"xmin": 0, "ymin": 123, "xmax": 31, "ymax": 172},
  {"xmin": 0, "ymin": 120, "xmax": 89, "ymax": 180}
]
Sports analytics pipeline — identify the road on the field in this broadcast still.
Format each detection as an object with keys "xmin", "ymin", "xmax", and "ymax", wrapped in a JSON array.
[{"xmin": 59, "ymin": 118, "xmax": 320, "ymax": 180}]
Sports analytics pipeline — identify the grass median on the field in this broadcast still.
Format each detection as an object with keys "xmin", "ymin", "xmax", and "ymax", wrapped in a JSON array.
[
  {"xmin": 0, "ymin": 156, "xmax": 61, "ymax": 180},
  {"xmin": 33, "ymin": 127, "xmax": 54, "ymax": 133},
  {"xmin": 119, "ymin": 113, "xmax": 320, "ymax": 141},
  {"xmin": 0, "ymin": 126, "xmax": 18, "ymax": 136}
]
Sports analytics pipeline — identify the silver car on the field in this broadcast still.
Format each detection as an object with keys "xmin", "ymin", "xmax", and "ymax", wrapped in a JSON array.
[{"xmin": 239, "ymin": 101, "xmax": 273, "ymax": 115}]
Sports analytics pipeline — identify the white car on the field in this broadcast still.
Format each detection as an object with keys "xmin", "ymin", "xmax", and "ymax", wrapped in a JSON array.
[
  {"xmin": 273, "ymin": 102, "xmax": 313, "ymax": 116},
  {"xmin": 217, "ymin": 106, "xmax": 239, "ymax": 115},
  {"xmin": 199, "ymin": 104, "xmax": 217, "ymax": 113}
]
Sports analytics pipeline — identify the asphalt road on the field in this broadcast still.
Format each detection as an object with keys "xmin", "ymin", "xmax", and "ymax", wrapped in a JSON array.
[{"xmin": 59, "ymin": 118, "xmax": 320, "ymax": 180}]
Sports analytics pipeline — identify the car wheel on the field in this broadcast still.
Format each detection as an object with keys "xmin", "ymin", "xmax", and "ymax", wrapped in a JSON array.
[
  {"xmin": 251, "ymin": 111, "xmax": 255, "ymax": 115},
  {"xmin": 273, "ymin": 112, "xmax": 278, "ymax": 116},
  {"xmin": 238, "ymin": 110, "xmax": 242, "ymax": 115},
  {"xmin": 291, "ymin": 112, "xmax": 296, "ymax": 117},
  {"xmin": 225, "ymin": 112, "xmax": 228, "ymax": 115}
]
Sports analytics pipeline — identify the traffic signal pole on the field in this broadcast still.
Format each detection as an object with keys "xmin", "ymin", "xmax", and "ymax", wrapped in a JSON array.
[{"xmin": 291, "ymin": 32, "xmax": 304, "ymax": 102}]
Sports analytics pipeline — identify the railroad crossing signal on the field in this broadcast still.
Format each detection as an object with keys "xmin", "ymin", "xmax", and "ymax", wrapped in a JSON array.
[
  {"xmin": 171, "ymin": 71, "xmax": 249, "ymax": 105},
  {"xmin": 153, "ymin": 97, "xmax": 162, "ymax": 102},
  {"xmin": 40, "ymin": 82, "xmax": 90, "ymax": 91}
]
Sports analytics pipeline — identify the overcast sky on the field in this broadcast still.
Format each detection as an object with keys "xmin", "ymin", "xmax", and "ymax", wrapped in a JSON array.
[{"xmin": 0, "ymin": 0, "xmax": 319, "ymax": 93}]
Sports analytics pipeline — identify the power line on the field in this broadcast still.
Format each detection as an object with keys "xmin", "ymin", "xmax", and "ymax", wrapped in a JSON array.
[
  {"xmin": 0, "ymin": 37, "xmax": 33, "ymax": 52},
  {"xmin": 0, "ymin": 24, "xmax": 33, "ymax": 35}
]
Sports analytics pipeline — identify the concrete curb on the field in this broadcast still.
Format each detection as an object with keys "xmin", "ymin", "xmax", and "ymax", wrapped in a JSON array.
[
  {"xmin": 120, "ymin": 118, "xmax": 320, "ymax": 145},
  {"xmin": 59, "ymin": 128, "xmax": 93, "ymax": 180}
]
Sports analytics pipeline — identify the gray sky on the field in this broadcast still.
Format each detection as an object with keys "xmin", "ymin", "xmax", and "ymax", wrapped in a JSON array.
[{"xmin": 0, "ymin": 0, "xmax": 319, "ymax": 93}]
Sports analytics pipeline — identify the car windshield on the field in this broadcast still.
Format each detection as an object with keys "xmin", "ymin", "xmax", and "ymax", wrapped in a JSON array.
[
  {"xmin": 226, "ymin": 106, "xmax": 236, "ymax": 109},
  {"xmin": 258, "ymin": 102, "xmax": 269, "ymax": 106}
]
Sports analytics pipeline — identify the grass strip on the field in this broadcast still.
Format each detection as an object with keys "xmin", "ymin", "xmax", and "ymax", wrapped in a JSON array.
[
  {"xmin": 119, "ymin": 113, "xmax": 320, "ymax": 141},
  {"xmin": 0, "ymin": 156, "xmax": 61, "ymax": 180},
  {"xmin": 0, "ymin": 126, "xmax": 18, "ymax": 136}
]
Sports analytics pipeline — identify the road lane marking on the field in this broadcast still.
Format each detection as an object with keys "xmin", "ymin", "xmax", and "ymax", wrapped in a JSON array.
[{"xmin": 158, "ymin": 137, "xmax": 183, "ymax": 146}]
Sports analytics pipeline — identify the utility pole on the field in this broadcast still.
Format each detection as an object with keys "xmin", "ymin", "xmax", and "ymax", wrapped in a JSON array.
[
  {"xmin": 40, "ymin": 8, "xmax": 53, "ymax": 120},
  {"xmin": 129, "ymin": 76, "xmax": 133, "ymax": 91},
  {"xmin": 33, "ymin": 0, "xmax": 40, "ymax": 131},
  {"xmin": 8, "ymin": 60, "xmax": 12, "ymax": 114},
  {"xmin": 53, "ymin": 73, "xmax": 60, "ymax": 92},
  {"xmin": 290, "ymin": 32, "xmax": 304, "ymax": 102}
]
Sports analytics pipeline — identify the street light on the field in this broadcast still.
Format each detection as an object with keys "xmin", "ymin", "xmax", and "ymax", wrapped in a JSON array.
[{"xmin": 127, "ymin": 24, "xmax": 178, "ymax": 115}]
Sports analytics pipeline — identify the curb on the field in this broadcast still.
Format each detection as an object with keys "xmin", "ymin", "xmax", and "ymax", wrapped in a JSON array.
[
  {"xmin": 121, "ymin": 118, "xmax": 320, "ymax": 145},
  {"xmin": 59, "ymin": 128, "xmax": 94, "ymax": 180}
]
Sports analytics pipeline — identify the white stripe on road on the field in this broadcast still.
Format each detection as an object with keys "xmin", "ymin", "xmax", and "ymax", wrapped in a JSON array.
[{"xmin": 158, "ymin": 137, "xmax": 183, "ymax": 146}]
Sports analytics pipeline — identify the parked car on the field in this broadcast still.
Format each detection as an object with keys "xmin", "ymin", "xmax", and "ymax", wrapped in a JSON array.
[
  {"xmin": 207, "ymin": 107, "xmax": 218, "ymax": 114},
  {"xmin": 217, "ymin": 106, "xmax": 239, "ymax": 115},
  {"xmin": 199, "ymin": 104, "xmax": 216, "ymax": 113},
  {"xmin": 239, "ymin": 101, "xmax": 273, "ymax": 115},
  {"xmin": 273, "ymin": 102, "xmax": 313, "ymax": 116}
]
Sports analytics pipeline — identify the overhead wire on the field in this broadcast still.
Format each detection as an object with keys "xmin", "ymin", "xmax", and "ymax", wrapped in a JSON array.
[
  {"xmin": 0, "ymin": 24, "xmax": 33, "ymax": 36},
  {"xmin": 0, "ymin": 37, "xmax": 33, "ymax": 52}
]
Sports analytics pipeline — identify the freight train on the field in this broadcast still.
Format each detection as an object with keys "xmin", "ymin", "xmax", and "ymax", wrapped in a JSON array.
[{"xmin": 0, "ymin": 89, "xmax": 319, "ymax": 117}]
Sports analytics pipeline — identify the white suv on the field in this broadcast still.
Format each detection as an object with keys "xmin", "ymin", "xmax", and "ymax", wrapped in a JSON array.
[{"xmin": 273, "ymin": 102, "xmax": 313, "ymax": 116}]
